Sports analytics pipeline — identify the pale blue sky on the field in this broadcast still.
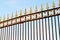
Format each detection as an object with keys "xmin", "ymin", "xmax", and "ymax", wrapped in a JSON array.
[{"xmin": 0, "ymin": 0, "xmax": 58, "ymax": 18}]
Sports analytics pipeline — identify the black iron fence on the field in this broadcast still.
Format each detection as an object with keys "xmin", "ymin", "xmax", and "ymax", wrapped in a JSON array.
[{"xmin": 0, "ymin": 1, "xmax": 60, "ymax": 40}]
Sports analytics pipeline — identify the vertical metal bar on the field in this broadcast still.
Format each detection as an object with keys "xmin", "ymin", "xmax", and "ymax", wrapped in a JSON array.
[
  {"xmin": 18, "ymin": 24, "xmax": 19, "ymax": 40},
  {"xmin": 20, "ymin": 17, "xmax": 21, "ymax": 40},
  {"xmin": 3, "ymin": 28, "xmax": 4, "ymax": 40},
  {"xmin": 0, "ymin": 29, "xmax": 1, "ymax": 40},
  {"xmin": 3, "ymin": 22, "xmax": 4, "ymax": 40},
  {"xmin": 45, "ymin": 17, "xmax": 47, "ymax": 40},
  {"xmin": 0, "ymin": 29, "xmax": 2, "ymax": 40},
  {"xmin": 7, "ymin": 26, "xmax": 8, "ymax": 40},
  {"xmin": 13, "ymin": 25, "xmax": 14, "ymax": 40},
  {"xmin": 11, "ymin": 24, "xmax": 12, "ymax": 40},
  {"xmin": 58, "ymin": 16, "xmax": 60, "ymax": 37},
  {"xmin": 39, "ymin": 19, "xmax": 41, "ymax": 40},
  {"xmin": 36, "ymin": 13, "xmax": 38, "ymax": 40},
  {"xmin": 1, "ymin": 28, "xmax": 3, "ymax": 40},
  {"xmin": 57, "ymin": 14, "xmax": 59, "ymax": 40},
  {"xmin": 47, "ymin": 11, "xmax": 50, "ymax": 40},
  {"xmin": 14, "ymin": 25, "xmax": 16, "ymax": 40},
  {"xmin": 22, "ymin": 23, "xmax": 24, "ymax": 40},
  {"xmin": 54, "ymin": 10, "xmax": 57, "ymax": 40},
  {"xmin": 1, "ymin": 28, "xmax": 2, "ymax": 40},
  {"xmin": 11, "ymin": 20, "xmax": 13, "ymax": 40},
  {"xmin": 42, "ymin": 12, "xmax": 44, "ymax": 40},
  {"xmin": 5, "ymin": 27, "xmax": 7, "ymax": 40},
  {"xmin": 16, "ymin": 19, "xmax": 17, "ymax": 40},
  {"xmin": 28, "ymin": 21, "xmax": 29, "ymax": 40},
  {"xmin": 4, "ymin": 26, "xmax": 5, "ymax": 40},
  {"xmin": 36, "ymin": 20, "xmax": 38, "ymax": 40},
  {"xmin": 7, "ymin": 20, "xmax": 8, "ymax": 40},
  {"xmin": 10, "ymin": 24, "xmax": 11, "ymax": 40},
  {"xmin": 31, "ymin": 21, "xmax": 32, "ymax": 40},
  {"xmin": 9, "ymin": 27, "xmax": 10, "ymax": 40},
  {"xmin": 33, "ymin": 20, "xmax": 35, "ymax": 40},
  {"xmin": 2, "ymin": 28, "xmax": 3, "ymax": 40},
  {"xmin": 20, "ymin": 23, "xmax": 21, "ymax": 40},
  {"xmin": 5, "ymin": 22, "xmax": 6, "ymax": 40},
  {"xmin": 25, "ymin": 16, "xmax": 26, "ymax": 40},
  {"xmin": 51, "ymin": 16, "xmax": 54, "ymax": 40}
]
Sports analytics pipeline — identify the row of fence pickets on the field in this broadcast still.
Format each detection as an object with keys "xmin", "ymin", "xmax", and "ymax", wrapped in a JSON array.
[
  {"xmin": 0, "ymin": 0, "xmax": 60, "ymax": 21},
  {"xmin": 0, "ymin": 7, "xmax": 60, "ymax": 28}
]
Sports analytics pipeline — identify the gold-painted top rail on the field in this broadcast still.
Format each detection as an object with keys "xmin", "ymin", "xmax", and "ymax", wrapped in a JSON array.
[{"xmin": 0, "ymin": 7, "xmax": 60, "ymax": 28}]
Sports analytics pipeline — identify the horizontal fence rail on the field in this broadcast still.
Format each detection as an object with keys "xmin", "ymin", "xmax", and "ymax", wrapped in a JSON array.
[{"xmin": 0, "ymin": 7, "xmax": 60, "ymax": 40}]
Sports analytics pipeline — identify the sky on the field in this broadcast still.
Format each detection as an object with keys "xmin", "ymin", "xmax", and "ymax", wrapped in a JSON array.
[{"xmin": 0, "ymin": 0, "xmax": 59, "ymax": 19}]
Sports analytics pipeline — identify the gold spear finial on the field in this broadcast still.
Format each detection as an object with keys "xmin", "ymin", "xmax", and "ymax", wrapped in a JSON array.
[
  {"xmin": 3, "ymin": 15, "xmax": 5, "ymax": 21},
  {"xmin": 15, "ymin": 11, "xmax": 18, "ymax": 17},
  {"xmin": 46, "ymin": 2, "xmax": 49, "ymax": 9},
  {"xmin": 11, "ymin": 12, "xmax": 13, "ymax": 18},
  {"xmin": 24, "ymin": 8, "xmax": 27, "ymax": 15},
  {"xmin": 20, "ymin": 9, "xmax": 22, "ymax": 16},
  {"xmin": 30, "ymin": 7, "xmax": 32, "ymax": 20},
  {"xmin": 30, "ymin": 7, "xmax": 32, "ymax": 14},
  {"xmin": 52, "ymin": 1, "xmax": 55, "ymax": 8},
  {"xmin": 0, "ymin": 16, "xmax": 1, "ymax": 21},
  {"xmin": 40, "ymin": 4, "xmax": 44, "ymax": 11},
  {"xmin": 58, "ymin": 0, "xmax": 60, "ymax": 6},
  {"xmin": 35, "ymin": 5, "xmax": 38, "ymax": 12},
  {"xmin": 7, "ymin": 14, "xmax": 9, "ymax": 20}
]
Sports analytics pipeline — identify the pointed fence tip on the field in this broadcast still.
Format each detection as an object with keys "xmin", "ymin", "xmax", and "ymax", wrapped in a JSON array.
[
  {"xmin": 0, "ymin": 16, "xmax": 1, "ymax": 21},
  {"xmin": 46, "ymin": 2, "xmax": 49, "ymax": 9},
  {"xmin": 24, "ymin": 8, "xmax": 27, "ymax": 15},
  {"xmin": 11, "ymin": 12, "xmax": 14, "ymax": 18},
  {"xmin": 58, "ymin": 0, "xmax": 60, "ymax": 6},
  {"xmin": 30, "ymin": 7, "xmax": 32, "ymax": 14},
  {"xmin": 20, "ymin": 9, "xmax": 22, "ymax": 16},
  {"xmin": 35, "ymin": 5, "xmax": 38, "ymax": 12},
  {"xmin": 52, "ymin": 1, "xmax": 55, "ymax": 8},
  {"xmin": 16, "ymin": 11, "xmax": 18, "ymax": 17},
  {"xmin": 40, "ymin": 4, "xmax": 44, "ymax": 11}
]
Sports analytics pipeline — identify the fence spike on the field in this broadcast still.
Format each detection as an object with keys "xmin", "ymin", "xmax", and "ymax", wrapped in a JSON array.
[
  {"xmin": 24, "ymin": 8, "xmax": 27, "ymax": 15},
  {"xmin": 16, "ymin": 11, "xmax": 18, "ymax": 17},
  {"xmin": 58, "ymin": 0, "xmax": 60, "ymax": 6},
  {"xmin": 0, "ymin": 16, "xmax": 1, "ymax": 21},
  {"xmin": 30, "ymin": 7, "xmax": 32, "ymax": 20},
  {"xmin": 11, "ymin": 12, "xmax": 13, "ymax": 18},
  {"xmin": 7, "ymin": 14, "xmax": 9, "ymax": 20},
  {"xmin": 35, "ymin": 6, "xmax": 38, "ymax": 12},
  {"xmin": 3, "ymin": 15, "xmax": 5, "ymax": 21},
  {"xmin": 40, "ymin": 4, "xmax": 44, "ymax": 11},
  {"xmin": 46, "ymin": 2, "xmax": 49, "ymax": 9},
  {"xmin": 20, "ymin": 9, "xmax": 22, "ymax": 16},
  {"xmin": 52, "ymin": 1, "xmax": 55, "ymax": 8},
  {"xmin": 30, "ymin": 7, "xmax": 32, "ymax": 14}
]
